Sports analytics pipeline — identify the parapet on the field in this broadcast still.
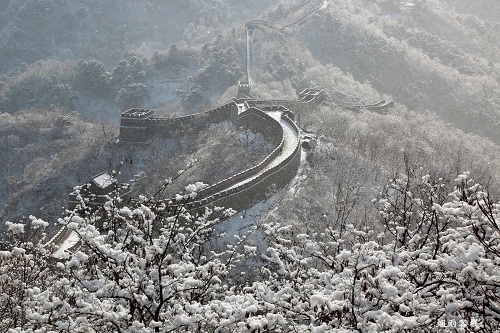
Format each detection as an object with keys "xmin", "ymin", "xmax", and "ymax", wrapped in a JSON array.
[{"xmin": 119, "ymin": 102, "xmax": 238, "ymax": 142}]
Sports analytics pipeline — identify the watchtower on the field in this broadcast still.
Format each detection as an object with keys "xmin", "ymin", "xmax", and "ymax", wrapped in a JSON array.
[
  {"xmin": 119, "ymin": 108, "xmax": 154, "ymax": 142},
  {"xmin": 298, "ymin": 88, "xmax": 326, "ymax": 106},
  {"xmin": 237, "ymin": 81, "xmax": 253, "ymax": 99},
  {"xmin": 68, "ymin": 171, "xmax": 130, "ymax": 211}
]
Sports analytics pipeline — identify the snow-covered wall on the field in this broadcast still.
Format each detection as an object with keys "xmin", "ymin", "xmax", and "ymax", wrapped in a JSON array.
[
  {"xmin": 116, "ymin": 89, "xmax": 325, "ymax": 214},
  {"xmin": 184, "ymin": 113, "xmax": 301, "ymax": 212}
]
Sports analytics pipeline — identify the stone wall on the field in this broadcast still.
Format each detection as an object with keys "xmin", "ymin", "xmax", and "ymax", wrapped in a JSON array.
[
  {"xmin": 238, "ymin": 107, "xmax": 284, "ymax": 142},
  {"xmin": 196, "ymin": 108, "xmax": 285, "ymax": 198},
  {"xmin": 241, "ymin": 90, "xmax": 325, "ymax": 114},
  {"xmin": 118, "ymin": 95, "xmax": 312, "ymax": 214},
  {"xmin": 120, "ymin": 88, "xmax": 324, "ymax": 143},
  {"xmin": 119, "ymin": 102, "xmax": 238, "ymax": 142},
  {"xmin": 45, "ymin": 226, "xmax": 70, "ymax": 249},
  {"xmin": 342, "ymin": 100, "xmax": 394, "ymax": 113},
  {"xmin": 184, "ymin": 113, "xmax": 301, "ymax": 212}
]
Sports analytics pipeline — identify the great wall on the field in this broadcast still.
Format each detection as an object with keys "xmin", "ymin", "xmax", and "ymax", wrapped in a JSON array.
[
  {"xmin": 47, "ymin": 86, "xmax": 325, "ymax": 256},
  {"xmin": 120, "ymin": 86, "xmax": 325, "ymax": 212},
  {"xmin": 45, "ymin": 0, "xmax": 393, "ymax": 255}
]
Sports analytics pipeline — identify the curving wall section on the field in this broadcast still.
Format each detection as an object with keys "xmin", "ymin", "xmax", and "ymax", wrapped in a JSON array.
[
  {"xmin": 174, "ymin": 113, "xmax": 301, "ymax": 212},
  {"xmin": 49, "ymin": 86, "xmax": 323, "ymax": 254},
  {"xmin": 48, "ymin": 11, "xmax": 329, "ymax": 253},
  {"xmin": 115, "ymin": 84, "xmax": 330, "ymax": 213},
  {"xmin": 283, "ymin": 0, "xmax": 329, "ymax": 28},
  {"xmin": 193, "ymin": 108, "xmax": 286, "ymax": 198},
  {"xmin": 341, "ymin": 100, "xmax": 394, "ymax": 113},
  {"xmin": 117, "ymin": 98, "xmax": 305, "ymax": 213}
]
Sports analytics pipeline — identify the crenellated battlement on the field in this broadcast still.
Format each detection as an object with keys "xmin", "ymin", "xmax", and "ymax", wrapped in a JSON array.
[{"xmin": 121, "ymin": 109, "xmax": 154, "ymax": 119}]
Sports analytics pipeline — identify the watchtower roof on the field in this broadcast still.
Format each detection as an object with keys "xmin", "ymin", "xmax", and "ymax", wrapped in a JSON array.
[{"xmin": 91, "ymin": 171, "xmax": 116, "ymax": 190}]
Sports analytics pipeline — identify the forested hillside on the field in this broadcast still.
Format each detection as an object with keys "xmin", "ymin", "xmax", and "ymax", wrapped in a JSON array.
[
  {"xmin": 1, "ymin": 0, "xmax": 500, "ymax": 331},
  {"xmin": 0, "ymin": 0, "xmax": 275, "ymax": 74}
]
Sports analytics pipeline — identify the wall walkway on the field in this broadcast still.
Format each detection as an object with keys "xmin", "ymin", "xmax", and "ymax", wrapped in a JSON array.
[{"xmin": 174, "ymin": 108, "xmax": 301, "ymax": 212}]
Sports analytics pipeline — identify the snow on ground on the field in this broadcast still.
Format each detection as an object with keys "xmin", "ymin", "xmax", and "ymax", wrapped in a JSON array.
[{"xmin": 215, "ymin": 180, "xmax": 292, "ymax": 256}]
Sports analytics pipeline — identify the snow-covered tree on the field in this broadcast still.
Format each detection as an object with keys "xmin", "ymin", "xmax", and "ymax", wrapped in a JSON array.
[
  {"xmin": 24, "ymin": 183, "xmax": 241, "ymax": 332},
  {"xmin": 0, "ymin": 216, "xmax": 54, "ymax": 332},
  {"xmin": 228, "ymin": 172, "xmax": 499, "ymax": 332},
  {"xmin": 3, "ymin": 172, "xmax": 500, "ymax": 332}
]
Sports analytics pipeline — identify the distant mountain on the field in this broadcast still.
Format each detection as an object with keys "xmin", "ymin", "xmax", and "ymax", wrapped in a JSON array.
[
  {"xmin": 0, "ymin": 0, "xmax": 273, "ymax": 75},
  {"xmin": 252, "ymin": 0, "xmax": 500, "ymax": 143}
]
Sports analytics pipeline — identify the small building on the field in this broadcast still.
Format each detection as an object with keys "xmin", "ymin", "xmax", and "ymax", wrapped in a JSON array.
[
  {"xmin": 280, "ymin": 108, "xmax": 295, "ymax": 121},
  {"xmin": 68, "ymin": 171, "xmax": 130, "ymax": 212}
]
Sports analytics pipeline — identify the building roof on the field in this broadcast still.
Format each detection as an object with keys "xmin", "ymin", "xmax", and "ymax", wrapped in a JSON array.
[{"xmin": 91, "ymin": 171, "xmax": 116, "ymax": 189}]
